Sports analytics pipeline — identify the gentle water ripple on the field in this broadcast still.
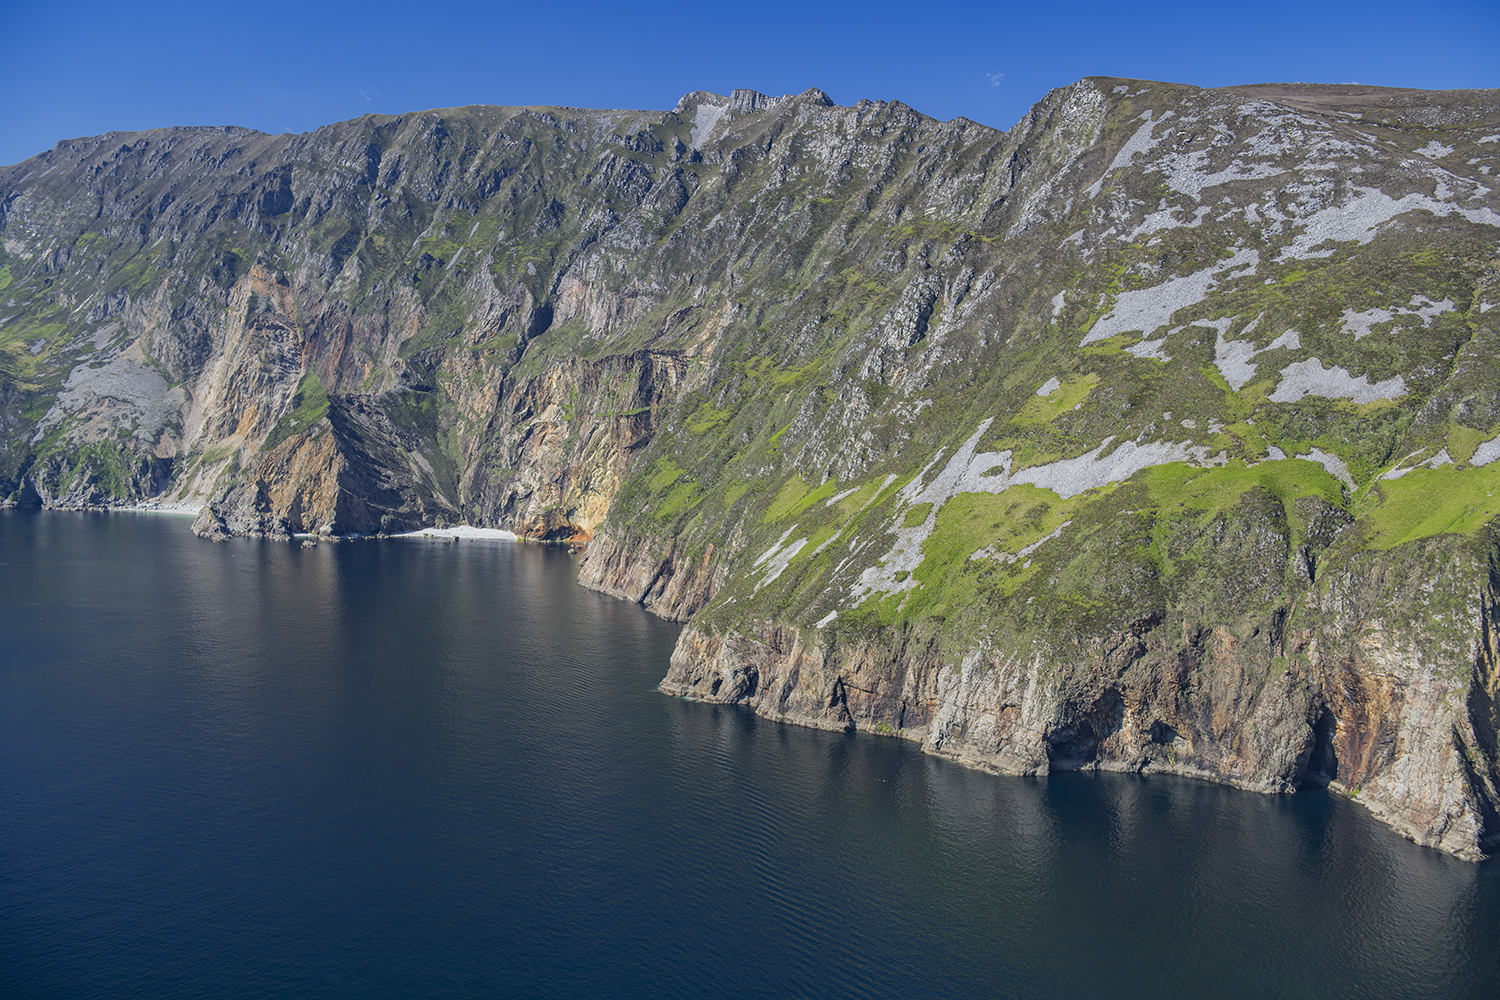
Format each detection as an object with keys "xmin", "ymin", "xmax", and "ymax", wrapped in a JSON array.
[{"xmin": 2, "ymin": 510, "xmax": 1498, "ymax": 998}]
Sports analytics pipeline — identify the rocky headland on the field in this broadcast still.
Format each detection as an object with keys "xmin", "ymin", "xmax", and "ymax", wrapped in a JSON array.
[{"xmin": 3, "ymin": 79, "xmax": 1498, "ymax": 857}]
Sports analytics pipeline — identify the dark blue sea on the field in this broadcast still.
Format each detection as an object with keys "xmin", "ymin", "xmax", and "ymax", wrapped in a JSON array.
[{"xmin": 2, "ymin": 509, "xmax": 1497, "ymax": 998}]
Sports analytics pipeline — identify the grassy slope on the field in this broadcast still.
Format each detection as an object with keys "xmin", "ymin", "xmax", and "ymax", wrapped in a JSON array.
[{"xmin": 0, "ymin": 81, "xmax": 1498, "ymax": 656}]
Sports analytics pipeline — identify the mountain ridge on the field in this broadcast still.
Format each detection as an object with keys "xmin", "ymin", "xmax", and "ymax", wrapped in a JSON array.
[{"xmin": 3, "ymin": 77, "xmax": 1499, "ymax": 858}]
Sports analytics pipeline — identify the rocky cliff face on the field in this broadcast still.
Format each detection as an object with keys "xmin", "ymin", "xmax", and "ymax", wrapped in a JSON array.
[
  {"xmin": 577, "ymin": 523, "xmax": 724, "ymax": 620},
  {"xmin": 3, "ymin": 79, "xmax": 1499, "ymax": 857},
  {"xmin": 662, "ymin": 523, "xmax": 1500, "ymax": 859}
]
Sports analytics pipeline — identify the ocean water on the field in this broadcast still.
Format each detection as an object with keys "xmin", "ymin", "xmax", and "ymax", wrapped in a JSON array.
[{"xmin": 2, "ymin": 509, "xmax": 1497, "ymax": 999}]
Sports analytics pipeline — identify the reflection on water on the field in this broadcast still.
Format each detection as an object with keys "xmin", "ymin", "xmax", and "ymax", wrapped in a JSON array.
[{"xmin": 1, "ymin": 509, "xmax": 1497, "ymax": 999}]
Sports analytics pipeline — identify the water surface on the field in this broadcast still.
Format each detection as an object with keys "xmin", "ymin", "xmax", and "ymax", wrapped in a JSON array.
[{"xmin": 2, "ymin": 510, "xmax": 1497, "ymax": 998}]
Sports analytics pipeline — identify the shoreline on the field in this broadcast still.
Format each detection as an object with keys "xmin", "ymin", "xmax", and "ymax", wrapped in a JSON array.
[
  {"xmin": 0, "ymin": 500, "xmax": 207, "ymax": 517},
  {"xmin": 7, "ymin": 503, "xmax": 520, "ymax": 539},
  {"xmin": 114, "ymin": 501, "xmax": 205, "ymax": 517},
  {"xmin": 392, "ymin": 525, "xmax": 519, "ymax": 541}
]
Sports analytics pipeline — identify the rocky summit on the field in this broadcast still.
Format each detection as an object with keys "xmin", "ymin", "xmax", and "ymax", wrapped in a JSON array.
[{"xmin": 3, "ymin": 78, "xmax": 1499, "ymax": 858}]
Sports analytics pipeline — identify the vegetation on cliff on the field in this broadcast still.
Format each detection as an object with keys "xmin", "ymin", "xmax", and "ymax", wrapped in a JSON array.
[{"xmin": 3, "ymin": 79, "xmax": 1499, "ymax": 856}]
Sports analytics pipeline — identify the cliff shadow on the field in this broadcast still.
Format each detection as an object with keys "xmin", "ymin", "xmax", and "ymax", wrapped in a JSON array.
[
  {"xmin": 1045, "ymin": 688, "xmax": 1125, "ymax": 770},
  {"xmin": 1300, "ymin": 708, "xmax": 1340, "ymax": 789}
]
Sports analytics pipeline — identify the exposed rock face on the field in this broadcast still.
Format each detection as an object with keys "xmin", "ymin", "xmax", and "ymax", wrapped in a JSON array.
[
  {"xmin": 4, "ymin": 79, "xmax": 1500, "ymax": 856},
  {"xmin": 662, "ymin": 529, "xmax": 1500, "ymax": 859},
  {"xmin": 469, "ymin": 350, "xmax": 689, "ymax": 541},
  {"xmin": 577, "ymin": 524, "xmax": 724, "ymax": 621},
  {"xmin": 191, "ymin": 430, "xmax": 344, "ymax": 539}
]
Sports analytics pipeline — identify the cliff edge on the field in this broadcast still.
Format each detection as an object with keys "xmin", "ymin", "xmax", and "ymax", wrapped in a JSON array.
[{"xmin": 3, "ymin": 79, "xmax": 1498, "ymax": 856}]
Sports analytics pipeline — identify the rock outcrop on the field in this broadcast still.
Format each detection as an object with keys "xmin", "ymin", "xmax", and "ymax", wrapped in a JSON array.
[{"xmin": 577, "ymin": 524, "xmax": 724, "ymax": 621}]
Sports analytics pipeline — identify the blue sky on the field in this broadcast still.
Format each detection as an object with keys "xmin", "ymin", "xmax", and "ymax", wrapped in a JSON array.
[{"xmin": 2, "ymin": 0, "xmax": 1496, "ymax": 166}]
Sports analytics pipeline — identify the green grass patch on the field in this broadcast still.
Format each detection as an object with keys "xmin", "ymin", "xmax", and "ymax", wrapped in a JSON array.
[
  {"xmin": 1013, "ymin": 373, "xmax": 1099, "ymax": 426},
  {"xmin": 764, "ymin": 475, "xmax": 810, "ymax": 523},
  {"xmin": 655, "ymin": 478, "xmax": 702, "ymax": 520},
  {"xmin": 1142, "ymin": 457, "xmax": 1344, "ymax": 519},
  {"xmin": 1363, "ymin": 464, "xmax": 1500, "ymax": 550},
  {"xmin": 1082, "ymin": 334, "xmax": 1138, "ymax": 357},
  {"xmin": 80, "ymin": 440, "xmax": 131, "ymax": 497},
  {"xmin": 686, "ymin": 402, "xmax": 732, "ymax": 434},
  {"xmin": 1138, "ymin": 458, "xmax": 1346, "ymax": 572},
  {"xmin": 199, "ymin": 443, "xmax": 236, "ymax": 467},
  {"xmin": 0, "ymin": 320, "xmax": 69, "ymax": 388},
  {"xmin": 472, "ymin": 334, "xmax": 518, "ymax": 354},
  {"xmin": 648, "ymin": 457, "xmax": 685, "ymax": 493},
  {"xmin": 763, "ymin": 474, "xmax": 841, "ymax": 524},
  {"xmin": 1448, "ymin": 424, "xmax": 1491, "ymax": 466},
  {"xmin": 418, "ymin": 237, "xmax": 463, "ymax": 264},
  {"xmin": 1403, "ymin": 247, "xmax": 1442, "ymax": 268},
  {"xmin": 878, "ymin": 486, "xmax": 1084, "ymax": 620},
  {"xmin": 768, "ymin": 420, "xmax": 796, "ymax": 447},
  {"xmin": 834, "ymin": 479, "xmax": 883, "ymax": 517},
  {"xmin": 260, "ymin": 369, "xmax": 330, "ymax": 454}
]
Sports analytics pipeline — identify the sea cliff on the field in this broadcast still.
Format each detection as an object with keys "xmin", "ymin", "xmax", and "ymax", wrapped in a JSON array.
[{"xmin": 3, "ymin": 79, "xmax": 1498, "ymax": 856}]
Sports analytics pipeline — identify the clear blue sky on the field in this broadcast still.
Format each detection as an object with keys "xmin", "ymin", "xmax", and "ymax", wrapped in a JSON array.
[{"xmin": 2, "ymin": 0, "xmax": 1496, "ymax": 166}]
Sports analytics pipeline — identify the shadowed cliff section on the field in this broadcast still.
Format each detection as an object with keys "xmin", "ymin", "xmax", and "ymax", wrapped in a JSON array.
[{"xmin": 3, "ymin": 79, "xmax": 1500, "ymax": 857}]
